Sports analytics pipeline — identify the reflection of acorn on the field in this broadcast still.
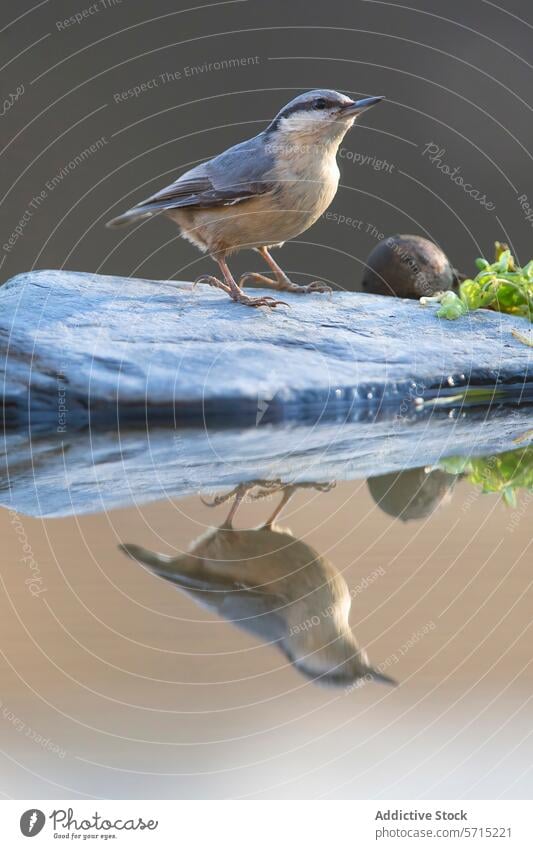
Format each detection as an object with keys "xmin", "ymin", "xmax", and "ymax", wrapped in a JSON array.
[
  {"xmin": 362, "ymin": 234, "xmax": 457, "ymax": 299},
  {"xmin": 367, "ymin": 467, "xmax": 457, "ymax": 521}
]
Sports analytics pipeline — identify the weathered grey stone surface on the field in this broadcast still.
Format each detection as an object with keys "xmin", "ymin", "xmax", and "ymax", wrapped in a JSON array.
[
  {"xmin": 1, "ymin": 406, "xmax": 531, "ymax": 517},
  {"xmin": 0, "ymin": 269, "xmax": 531, "ymax": 424}
]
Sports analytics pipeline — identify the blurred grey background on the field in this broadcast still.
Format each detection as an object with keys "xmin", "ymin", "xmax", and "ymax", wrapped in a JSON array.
[{"xmin": 1, "ymin": 0, "xmax": 532, "ymax": 290}]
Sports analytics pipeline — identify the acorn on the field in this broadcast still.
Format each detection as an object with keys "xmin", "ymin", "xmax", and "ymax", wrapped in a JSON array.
[
  {"xmin": 362, "ymin": 234, "xmax": 458, "ymax": 299},
  {"xmin": 366, "ymin": 467, "xmax": 457, "ymax": 522}
]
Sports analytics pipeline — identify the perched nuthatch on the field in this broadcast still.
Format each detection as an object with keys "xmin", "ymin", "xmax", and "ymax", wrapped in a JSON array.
[
  {"xmin": 120, "ymin": 481, "xmax": 395, "ymax": 688},
  {"xmin": 107, "ymin": 89, "xmax": 384, "ymax": 308}
]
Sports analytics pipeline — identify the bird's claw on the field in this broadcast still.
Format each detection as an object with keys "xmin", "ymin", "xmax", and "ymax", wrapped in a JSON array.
[
  {"xmin": 240, "ymin": 272, "xmax": 331, "ymax": 296},
  {"xmin": 201, "ymin": 479, "xmax": 283, "ymax": 508},
  {"xmin": 302, "ymin": 281, "xmax": 332, "ymax": 294},
  {"xmin": 193, "ymin": 274, "xmax": 229, "ymax": 293},
  {"xmin": 200, "ymin": 490, "xmax": 235, "ymax": 507},
  {"xmin": 239, "ymin": 271, "xmax": 330, "ymax": 297},
  {"xmin": 194, "ymin": 274, "xmax": 287, "ymax": 307},
  {"xmin": 239, "ymin": 272, "xmax": 266, "ymax": 287},
  {"xmin": 249, "ymin": 480, "xmax": 285, "ymax": 500},
  {"xmin": 306, "ymin": 480, "xmax": 336, "ymax": 492},
  {"xmin": 233, "ymin": 292, "xmax": 289, "ymax": 309}
]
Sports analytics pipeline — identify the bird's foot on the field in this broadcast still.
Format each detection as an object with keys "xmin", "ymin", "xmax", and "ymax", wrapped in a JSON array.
[
  {"xmin": 299, "ymin": 280, "xmax": 333, "ymax": 294},
  {"xmin": 248, "ymin": 480, "xmax": 286, "ymax": 500},
  {"xmin": 239, "ymin": 271, "xmax": 331, "ymax": 295},
  {"xmin": 194, "ymin": 273, "xmax": 286, "ymax": 308},
  {"xmin": 296, "ymin": 480, "xmax": 336, "ymax": 493},
  {"xmin": 232, "ymin": 290, "xmax": 288, "ymax": 309},
  {"xmin": 201, "ymin": 484, "xmax": 247, "ymax": 508},
  {"xmin": 201, "ymin": 479, "xmax": 283, "ymax": 508},
  {"xmin": 193, "ymin": 274, "xmax": 231, "ymax": 294}
]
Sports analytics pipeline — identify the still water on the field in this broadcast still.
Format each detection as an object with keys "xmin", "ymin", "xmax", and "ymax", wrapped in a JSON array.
[{"xmin": 0, "ymin": 406, "xmax": 532, "ymax": 799}]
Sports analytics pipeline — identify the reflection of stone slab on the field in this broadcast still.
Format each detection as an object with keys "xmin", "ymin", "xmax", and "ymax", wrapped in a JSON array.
[
  {"xmin": 1, "ymin": 407, "xmax": 531, "ymax": 517},
  {"xmin": 0, "ymin": 270, "xmax": 531, "ymax": 425}
]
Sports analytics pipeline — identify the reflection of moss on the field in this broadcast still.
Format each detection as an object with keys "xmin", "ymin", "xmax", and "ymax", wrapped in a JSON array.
[{"xmin": 439, "ymin": 446, "xmax": 533, "ymax": 507}]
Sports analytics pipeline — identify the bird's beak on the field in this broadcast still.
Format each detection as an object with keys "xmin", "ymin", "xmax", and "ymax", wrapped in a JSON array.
[
  {"xmin": 341, "ymin": 95, "xmax": 385, "ymax": 116},
  {"xmin": 367, "ymin": 667, "xmax": 398, "ymax": 686}
]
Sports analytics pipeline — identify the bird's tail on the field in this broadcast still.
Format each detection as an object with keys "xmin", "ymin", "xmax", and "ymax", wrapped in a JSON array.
[
  {"xmin": 106, "ymin": 207, "xmax": 157, "ymax": 228},
  {"xmin": 119, "ymin": 543, "xmax": 175, "ymax": 569},
  {"xmin": 119, "ymin": 543, "xmax": 207, "ymax": 592}
]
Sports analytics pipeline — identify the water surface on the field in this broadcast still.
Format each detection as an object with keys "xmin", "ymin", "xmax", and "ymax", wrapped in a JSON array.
[{"xmin": 1, "ymin": 409, "xmax": 531, "ymax": 799}]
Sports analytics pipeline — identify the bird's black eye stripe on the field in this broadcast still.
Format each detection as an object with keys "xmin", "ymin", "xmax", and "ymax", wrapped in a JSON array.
[{"xmin": 266, "ymin": 95, "xmax": 338, "ymax": 132}]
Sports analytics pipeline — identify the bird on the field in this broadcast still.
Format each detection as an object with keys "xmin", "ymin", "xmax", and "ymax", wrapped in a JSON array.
[
  {"xmin": 107, "ymin": 89, "xmax": 384, "ymax": 308},
  {"xmin": 119, "ymin": 480, "xmax": 396, "ymax": 688}
]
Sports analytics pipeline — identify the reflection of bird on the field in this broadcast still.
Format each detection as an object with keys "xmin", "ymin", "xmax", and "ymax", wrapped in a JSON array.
[
  {"xmin": 107, "ymin": 90, "xmax": 383, "ymax": 308},
  {"xmin": 120, "ymin": 481, "xmax": 395, "ymax": 688}
]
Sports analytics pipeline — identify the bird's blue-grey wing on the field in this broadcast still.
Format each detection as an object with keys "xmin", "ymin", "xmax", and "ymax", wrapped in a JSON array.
[
  {"xmin": 120, "ymin": 542, "xmax": 290, "ymax": 645},
  {"xmin": 170, "ymin": 580, "xmax": 289, "ymax": 647},
  {"xmin": 159, "ymin": 569, "xmax": 290, "ymax": 641},
  {"xmin": 107, "ymin": 134, "xmax": 275, "ymax": 227}
]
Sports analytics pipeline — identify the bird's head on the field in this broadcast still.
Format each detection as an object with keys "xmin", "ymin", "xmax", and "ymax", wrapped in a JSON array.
[{"xmin": 265, "ymin": 89, "xmax": 384, "ymax": 147}]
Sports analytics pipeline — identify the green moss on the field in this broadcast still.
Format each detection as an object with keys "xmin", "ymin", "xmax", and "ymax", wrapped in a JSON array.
[
  {"xmin": 421, "ymin": 244, "xmax": 533, "ymax": 325},
  {"xmin": 439, "ymin": 445, "xmax": 533, "ymax": 507}
]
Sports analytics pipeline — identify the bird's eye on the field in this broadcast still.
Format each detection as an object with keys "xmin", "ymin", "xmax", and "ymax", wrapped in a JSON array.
[{"xmin": 314, "ymin": 98, "xmax": 327, "ymax": 110}]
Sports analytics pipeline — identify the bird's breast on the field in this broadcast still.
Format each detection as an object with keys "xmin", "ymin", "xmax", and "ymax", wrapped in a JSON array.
[{"xmin": 272, "ymin": 153, "xmax": 340, "ymax": 226}]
